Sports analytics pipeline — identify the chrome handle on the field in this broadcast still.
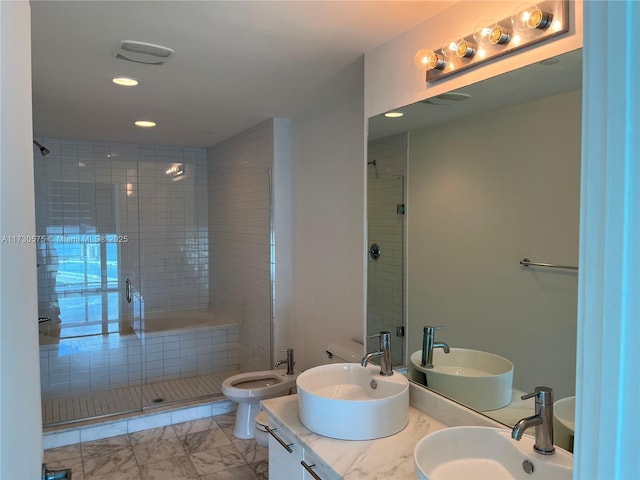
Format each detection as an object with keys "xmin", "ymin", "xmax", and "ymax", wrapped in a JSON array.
[
  {"xmin": 125, "ymin": 278, "xmax": 132, "ymax": 304},
  {"xmin": 265, "ymin": 426, "xmax": 293, "ymax": 453},
  {"xmin": 424, "ymin": 326, "xmax": 445, "ymax": 332},
  {"xmin": 521, "ymin": 386, "xmax": 554, "ymax": 405},
  {"xmin": 369, "ymin": 243, "xmax": 381, "ymax": 260},
  {"xmin": 301, "ymin": 461, "xmax": 322, "ymax": 480}
]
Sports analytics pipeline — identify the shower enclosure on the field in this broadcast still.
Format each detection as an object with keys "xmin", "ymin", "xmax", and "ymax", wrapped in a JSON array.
[
  {"xmin": 35, "ymin": 139, "xmax": 250, "ymax": 426},
  {"xmin": 366, "ymin": 133, "xmax": 407, "ymax": 367}
]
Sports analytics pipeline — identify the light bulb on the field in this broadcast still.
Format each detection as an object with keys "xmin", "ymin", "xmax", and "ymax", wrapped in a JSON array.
[
  {"xmin": 442, "ymin": 38, "xmax": 476, "ymax": 59},
  {"xmin": 511, "ymin": 3, "xmax": 552, "ymax": 31},
  {"xmin": 414, "ymin": 48, "xmax": 445, "ymax": 71},
  {"xmin": 473, "ymin": 18, "xmax": 510, "ymax": 46}
]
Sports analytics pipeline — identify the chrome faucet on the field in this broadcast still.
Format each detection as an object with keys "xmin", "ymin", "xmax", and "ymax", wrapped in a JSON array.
[
  {"xmin": 275, "ymin": 348, "xmax": 295, "ymax": 375},
  {"xmin": 361, "ymin": 331, "xmax": 393, "ymax": 376},
  {"xmin": 512, "ymin": 386, "xmax": 555, "ymax": 455},
  {"xmin": 421, "ymin": 326, "xmax": 450, "ymax": 368}
]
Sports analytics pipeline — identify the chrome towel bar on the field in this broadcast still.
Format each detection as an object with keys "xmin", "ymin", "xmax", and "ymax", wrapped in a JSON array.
[{"xmin": 520, "ymin": 258, "xmax": 578, "ymax": 271}]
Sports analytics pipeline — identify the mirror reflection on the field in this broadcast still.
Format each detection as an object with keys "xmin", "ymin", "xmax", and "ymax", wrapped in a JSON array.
[{"xmin": 366, "ymin": 49, "xmax": 582, "ymax": 446}]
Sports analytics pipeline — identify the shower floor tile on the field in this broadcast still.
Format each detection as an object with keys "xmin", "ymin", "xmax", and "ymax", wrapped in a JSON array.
[{"xmin": 42, "ymin": 371, "xmax": 240, "ymax": 426}]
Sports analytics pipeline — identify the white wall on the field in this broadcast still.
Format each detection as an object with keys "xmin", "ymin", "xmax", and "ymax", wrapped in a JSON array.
[
  {"xmin": 0, "ymin": 1, "xmax": 43, "ymax": 478},
  {"xmin": 291, "ymin": 58, "xmax": 366, "ymax": 369},
  {"xmin": 407, "ymin": 90, "xmax": 581, "ymax": 398},
  {"xmin": 364, "ymin": 0, "xmax": 583, "ymax": 118}
]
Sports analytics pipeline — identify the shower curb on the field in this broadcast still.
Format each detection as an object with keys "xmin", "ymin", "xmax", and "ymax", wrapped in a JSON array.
[{"xmin": 43, "ymin": 397, "xmax": 235, "ymax": 449}]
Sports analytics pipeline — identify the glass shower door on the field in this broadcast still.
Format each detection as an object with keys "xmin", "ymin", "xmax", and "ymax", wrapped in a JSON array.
[
  {"xmin": 36, "ymin": 140, "xmax": 144, "ymax": 425},
  {"xmin": 366, "ymin": 174, "xmax": 405, "ymax": 366}
]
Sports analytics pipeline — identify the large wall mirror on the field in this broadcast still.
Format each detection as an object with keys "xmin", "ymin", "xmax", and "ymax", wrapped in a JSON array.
[{"xmin": 366, "ymin": 48, "xmax": 582, "ymax": 436}]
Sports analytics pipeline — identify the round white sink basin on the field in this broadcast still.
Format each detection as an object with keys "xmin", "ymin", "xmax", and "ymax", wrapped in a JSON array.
[
  {"xmin": 410, "ymin": 348, "xmax": 513, "ymax": 411},
  {"xmin": 296, "ymin": 363, "xmax": 409, "ymax": 440},
  {"xmin": 553, "ymin": 396, "xmax": 575, "ymax": 452},
  {"xmin": 415, "ymin": 426, "xmax": 573, "ymax": 480}
]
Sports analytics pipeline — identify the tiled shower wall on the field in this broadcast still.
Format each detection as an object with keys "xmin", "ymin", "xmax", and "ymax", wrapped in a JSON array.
[
  {"xmin": 34, "ymin": 138, "xmax": 209, "ymax": 320},
  {"xmin": 367, "ymin": 133, "xmax": 408, "ymax": 366},
  {"xmin": 208, "ymin": 120, "xmax": 273, "ymax": 373}
]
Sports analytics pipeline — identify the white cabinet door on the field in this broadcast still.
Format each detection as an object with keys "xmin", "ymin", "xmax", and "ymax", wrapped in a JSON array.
[{"xmin": 268, "ymin": 424, "xmax": 303, "ymax": 479}]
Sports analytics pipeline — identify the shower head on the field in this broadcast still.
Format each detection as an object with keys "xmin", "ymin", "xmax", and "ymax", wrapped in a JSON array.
[
  {"xmin": 33, "ymin": 140, "xmax": 50, "ymax": 156},
  {"xmin": 367, "ymin": 160, "xmax": 377, "ymax": 166}
]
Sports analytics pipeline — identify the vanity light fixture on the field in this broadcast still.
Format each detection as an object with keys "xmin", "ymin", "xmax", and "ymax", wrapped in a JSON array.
[
  {"xmin": 134, "ymin": 120, "xmax": 156, "ymax": 128},
  {"xmin": 416, "ymin": 0, "xmax": 568, "ymax": 83},
  {"xmin": 112, "ymin": 76, "xmax": 139, "ymax": 87},
  {"xmin": 384, "ymin": 111, "xmax": 404, "ymax": 118}
]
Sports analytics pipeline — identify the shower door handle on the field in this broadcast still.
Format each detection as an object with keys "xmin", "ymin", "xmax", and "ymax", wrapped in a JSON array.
[
  {"xmin": 369, "ymin": 243, "xmax": 381, "ymax": 261},
  {"xmin": 125, "ymin": 278, "xmax": 132, "ymax": 304}
]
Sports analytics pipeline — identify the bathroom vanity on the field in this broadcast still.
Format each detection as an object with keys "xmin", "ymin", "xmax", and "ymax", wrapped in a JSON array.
[
  {"xmin": 261, "ymin": 383, "xmax": 504, "ymax": 479},
  {"xmin": 262, "ymin": 395, "xmax": 444, "ymax": 479}
]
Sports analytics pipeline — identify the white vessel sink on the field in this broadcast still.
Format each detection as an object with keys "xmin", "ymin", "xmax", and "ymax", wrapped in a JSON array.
[
  {"xmin": 410, "ymin": 348, "xmax": 513, "ymax": 411},
  {"xmin": 296, "ymin": 363, "xmax": 409, "ymax": 440},
  {"xmin": 415, "ymin": 426, "xmax": 573, "ymax": 480},
  {"xmin": 553, "ymin": 396, "xmax": 575, "ymax": 452}
]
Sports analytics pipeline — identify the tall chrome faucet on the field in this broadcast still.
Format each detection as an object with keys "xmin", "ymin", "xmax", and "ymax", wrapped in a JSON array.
[
  {"xmin": 361, "ymin": 331, "xmax": 393, "ymax": 376},
  {"xmin": 512, "ymin": 386, "xmax": 555, "ymax": 455},
  {"xmin": 421, "ymin": 326, "xmax": 450, "ymax": 368},
  {"xmin": 275, "ymin": 348, "xmax": 295, "ymax": 375}
]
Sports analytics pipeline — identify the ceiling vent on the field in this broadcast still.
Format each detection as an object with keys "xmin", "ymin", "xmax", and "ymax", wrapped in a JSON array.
[
  {"xmin": 112, "ymin": 40, "xmax": 175, "ymax": 65},
  {"xmin": 421, "ymin": 92, "xmax": 472, "ymax": 105}
]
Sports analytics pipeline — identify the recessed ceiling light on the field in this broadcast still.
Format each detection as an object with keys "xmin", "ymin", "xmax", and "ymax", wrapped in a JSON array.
[
  {"xmin": 112, "ymin": 76, "xmax": 139, "ymax": 86},
  {"xmin": 384, "ymin": 112, "xmax": 404, "ymax": 118},
  {"xmin": 134, "ymin": 120, "xmax": 156, "ymax": 128}
]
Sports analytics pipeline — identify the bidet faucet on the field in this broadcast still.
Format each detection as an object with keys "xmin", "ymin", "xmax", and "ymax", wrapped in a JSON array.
[
  {"xmin": 512, "ymin": 386, "xmax": 555, "ymax": 455},
  {"xmin": 361, "ymin": 331, "xmax": 393, "ymax": 376},
  {"xmin": 275, "ymin": 348, "xmax": 295, "ymax": 375},
  {"xmin": 421, "ymin": 326, "xmax": 450, "ymax": 368}
]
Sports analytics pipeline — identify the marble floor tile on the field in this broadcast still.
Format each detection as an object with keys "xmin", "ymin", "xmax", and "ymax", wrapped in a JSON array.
[
  {"xmin": 81, "ymin": 434, "xmax": 131, "ymax": 459},
  {"xmin": 82, "ymin": 445, "xmax": 137, "ymax": 477},
  {"xmin": 139, "ymin": 455, "xmax": 199, "ymax": 480},
  {"xmin": 130, "ymin": 425, "xmax": 177, "ymax": 446},
  {"xmin": 250, "ymin": 460, "xmax": 268, "ymax": 480},
  {"xmin": 181, "ymin": 427, "xmax": 232, "ymax": 454},
  {"xmin": 212, "ymin": 412, "xmax": 235, "ymax": 438},
  {"xmin": 133, "ymin": 437, "xmax": 186, "ymax": 465},
  {"xmin": 198, "ymin": 464, "xmax": 259, "ymax": 480},
  {"xmin": 85, "ymin": 462, "xmax": 142, "ymax": 480},
  {"xmin": 44, "ymin": 443, "xmax": 82, "ymax": 464},
  {"xmin": 189, "ymin": 444, "xmax": 247, "ymax": 476},
  {"xmin": 232, "ymin": 438, "xmax": 268, "ymax": 464},
  {"xmin": 172, "ymin": 417, "xmax": 219, "ymax": 439},
  {"xmin": 46, "ymin": 411, "xmax": 269, "ymax": 480}
]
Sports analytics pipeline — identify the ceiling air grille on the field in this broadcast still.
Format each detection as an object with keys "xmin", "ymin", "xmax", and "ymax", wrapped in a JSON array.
[{"xmin": 113, "ymin": 40, "xmax": 175, "ymax": 65}]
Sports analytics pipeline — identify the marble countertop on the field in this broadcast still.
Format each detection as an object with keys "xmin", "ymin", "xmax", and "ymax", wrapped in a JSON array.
[{"xmin": 261, "ymin": 394, "xmax": 448, "ymax": 480}]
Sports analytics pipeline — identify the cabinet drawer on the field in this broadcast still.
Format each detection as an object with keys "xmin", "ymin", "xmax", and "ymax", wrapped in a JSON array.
[{"xmin": 267, "ymin": 423, "xmax": 304, "ymax": 479}]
